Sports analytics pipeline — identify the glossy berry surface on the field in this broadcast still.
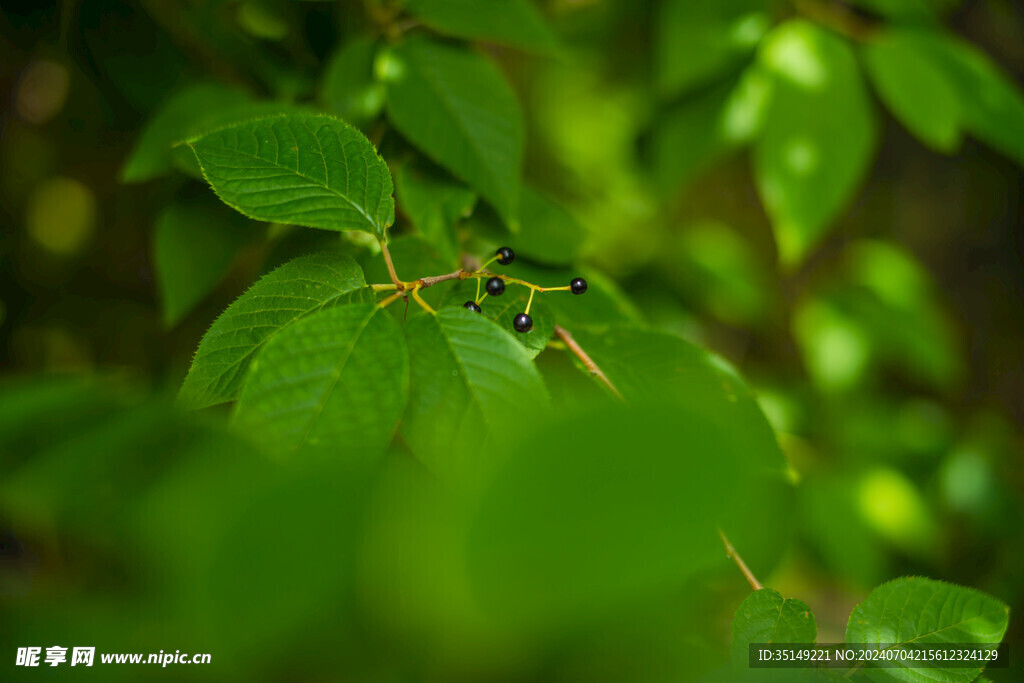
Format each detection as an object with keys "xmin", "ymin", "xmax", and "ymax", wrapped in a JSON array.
[
  {"xmin": 496, "ymin": 246, "xmax": 515, "ymax": 265},
  {"xmin": 463, "ymin": 301, "xmax": 482, "ymax": 313},
  {"xmin": 570, "ymin": 277, "xmax": 588, "ymax": 295},
  {"xmin": 485, "ymin": 277, "xmax": 506, "ymax": 296},
  {"xmin": 513, "ymin": 312, "xmax": 533, "ymax": 333}
]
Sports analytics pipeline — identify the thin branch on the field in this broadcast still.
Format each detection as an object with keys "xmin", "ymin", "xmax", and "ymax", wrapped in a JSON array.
[
  {"xmin": 718, "ymin": 529, "xmax": 763, "ymax": 591},
  {"xmin": 380, "ymin": 240, "xmax": 403, "ymax": 289},
  {"xmin": 417, "ymin": 269, "xmax": 469, "ymax": 288},
  {"xmin": 554, "ymin": 325, "xmax": 623, "ymax": 401}
]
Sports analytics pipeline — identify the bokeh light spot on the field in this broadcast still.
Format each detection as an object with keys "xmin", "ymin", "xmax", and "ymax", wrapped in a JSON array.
[
  {"xmin": 783, "ymin": 137, "xmax": 819, "ymax": 175},
  {"xmin": 26, "ymin": 177, "xmax": 97, "ymax": 256},
  {"xmin": 941, "ymin": 449, "xmax": 994, "ymax": 513},
  {"xmin": 859, "ymin": 468, "xmax": 936, "ymax": 554},
  {"xmin": 794, "ymin": 301, "xmax": 870, "ymax": 391},
  {"xmin": 764, "ymin": 26, "xmax": 826, "ymax": 89},
  {"xmin": 16, "ymin": 59, "xmax": 70, "ymax": 124},
  {"xmin": 374, "ymin": 49, "xmax": 406, "ymax": 83},
  {"xmin": 237, "ymin": 2, "xmax": 288, "ymax": 41},
  {"xmin": 730, "ymin": 13, "xmax": 769, "ymax": 48}
]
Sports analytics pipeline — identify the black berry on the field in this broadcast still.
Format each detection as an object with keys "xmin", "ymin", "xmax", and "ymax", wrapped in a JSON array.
[
  {"xmin": 496, "ymin": 246, "xmax": 515, "ymax": 265},
  {"xmin": 485, "ymin": 277, "xmax": 506, "ymax": 296},
  {"xmin": 463, "ymin": 301, "xmax": 482, "ymax": 313},
  {"xmin": 570, "ymin": 277, "xmax": 588, "ymax": 295},
  {"xmin": 513, "ymin": 312, "xmax": 533, "ymax": 333}
]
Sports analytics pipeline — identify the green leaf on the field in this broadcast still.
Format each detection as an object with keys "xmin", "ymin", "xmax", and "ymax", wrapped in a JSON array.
[
  {"xmin": 139, "ymin": 453, "xmax": 376, "ymax": 667},
  {"xmin": 121, "ymin": 83, "xmax": 253, "ymax": 183},
  {"xmin": 464, "ymin": 397, "xmax": 789, "ymax": 634},
  {"xmin": 846, "ymin": 577, "xmax": 1009, "ymax": 683},
  {"xmin": 800, "ymin": 474, "xmax": 888, "ymax": 587},
  {"xmin": 235, "ymin": 303, "xmax": 409, "ymax": 455},
  {"xmin": 657, "ymin": 0, "xmax": 770, "ymax": 97},
  {"xmin": 662, "ymin": 221, "xmax": 774, "ymax": 325},
  {"xmin": 402, "ymin": 0, "xmax": 559, "ymax": 54},
  {"xmin": 862, "ymin": 29, "xmax": 961, "ymax": 152},
  {"xmin": 516, "ymin": 187, "xmax": 585, "ymax": 265},
  {"xmin": 188, "ymin": 113, "xmax": 395, "ymax": 238},
  {"xmin": 753, "ymin": 20, "xmax": 878, "ymax": 266},
  {"xmin": 731, "ymin": 589, "xmax": 817, "ymax": 668},
  {"xmin": 565, "ymin": 326, "xmax": 793, "ymax": 574},
  {"xmin": 120, "ymin": 83, "xmax": 310, "ymax": 183},
  {"xmin": 401, "ymin": 308, "xmax": 549, "ymax": 475},
  {"xmin": 460, "ymin": 187, "xmax": 584, "ymax": 265},
  {"xmin": 383, "ymin": 36, "xmax": 524, "ymax": 228},
  {"xmin": 440, "ymin": 281, "xmax": 555, "ymax": 358},
  {"xmin": 918, "ymin": 31, "xmax": 1024, "ymax": 166},
  {"xmin": 154, "ymin": 199, "xmax": 262, "ymax": 327},
  {"xmin": 395, "ymin": 162, "xmax": 477, "ymax": 262},
  {"xmin": 654, "ymin": 65, "xmax": 771, "ymax": 191},
  {"xmin": 178, "ymin": 252, "xmax": 369, "ymax": 410},
  {"xmin": 319, "ymin": 37, "xmax": 387, "ymax": 129},
  {"xmin": 793, "ymin": 240, "xmax": 963, "ymax": 392}
]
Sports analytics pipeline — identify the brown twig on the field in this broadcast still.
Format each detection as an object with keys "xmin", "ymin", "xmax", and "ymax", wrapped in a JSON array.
[
  {"xmin": 718, "ymin": 529, "xmax": 763, "ymax": 591},
  {"xmin": 554, "ymin": 325, "xmax": 623, "ymax": 401},
  {"xmin": 417, "ymin": 269, "xmax": 470, "ymax": 288}
]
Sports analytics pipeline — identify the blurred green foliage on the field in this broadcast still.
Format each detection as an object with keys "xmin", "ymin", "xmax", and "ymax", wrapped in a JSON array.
[{"xmin": 2, "ymin": 0, "xmax": 1024, "ymax": 681}]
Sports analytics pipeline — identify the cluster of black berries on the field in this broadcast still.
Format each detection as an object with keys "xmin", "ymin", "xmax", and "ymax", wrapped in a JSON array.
[{"xmin": 462, "ymin": 247, "xmax": 588, "ymax": 334}]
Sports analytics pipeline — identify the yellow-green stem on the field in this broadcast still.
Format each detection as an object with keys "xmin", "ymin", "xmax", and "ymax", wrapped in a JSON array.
[
  {"xmin": 525, "ymin": 288, "xmax": 536, "ymax": 315},
  {"xmin": 410, "ymin": 285, "xmax": 434, "ymax": 314}
]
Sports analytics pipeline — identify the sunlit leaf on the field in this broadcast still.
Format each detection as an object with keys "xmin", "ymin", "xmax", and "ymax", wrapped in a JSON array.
[
  {"xmin": 402, "ymin": 0, "xmax": 559, "ymax": 54},
  {"xmin": 235, "ymin": 303, "xmax": 409, "ymax": 455},
  {"xmin": 754, "ymin": 21, "xmax": 878, "ymax": 266},
  {"xmin": 846, "ymin": 577, "xmax": 1008, "ymax": 683},
  {"xmin": 188, "ymin": 113, "xmax": 395, "ymax": 238},
  {"xmin": 383, "ymin": 36, "xmax": 523, "ymax": 228},
  {"xmin": 179, "ymin": 252, "xmax": 369, "ymax": 410},
  {"xmin": 154, "ymin": 199, "xmax": 262, "ymax": 327}
]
